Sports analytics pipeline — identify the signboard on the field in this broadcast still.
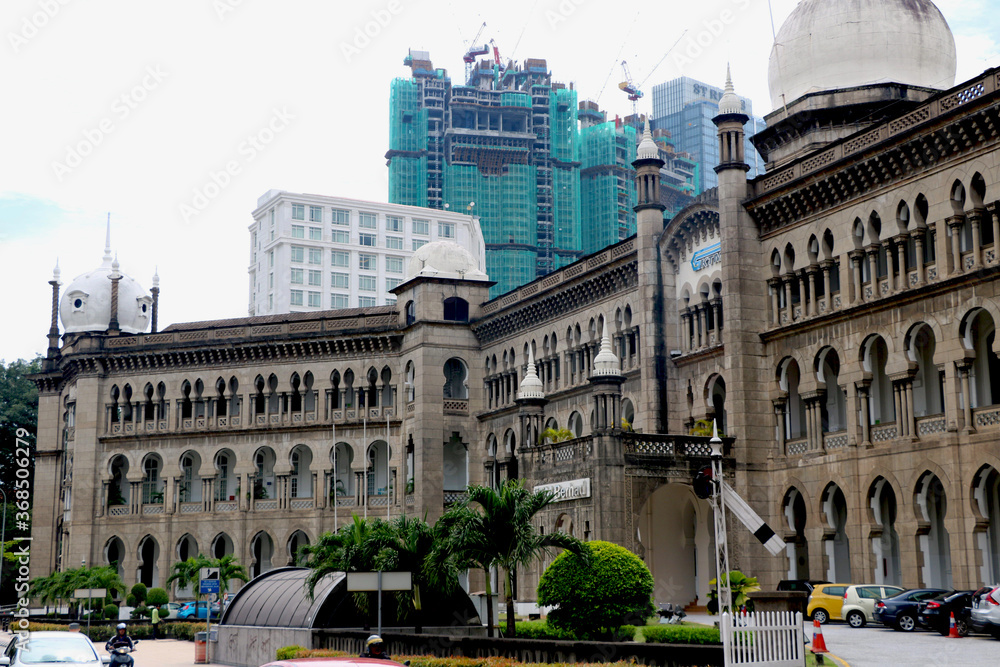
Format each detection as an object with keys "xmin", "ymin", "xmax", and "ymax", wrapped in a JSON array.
[
  {"xmin": 533, "ymin": 478, "xmax": 591, "ymax": 503},
  {"xmin": 346, "ymin": 572, "xmax": 412, "ymax": 591},
  {"xmin": 200, "ymin": 567, "xmax": 219, "ymax": 579},
  {"xmin": 200, "ymin": 579, "xmax": 220, "ymax": 595},
  {"xmin": 73, "ymin": 588, "xmax": 106, "ymax": 599}
]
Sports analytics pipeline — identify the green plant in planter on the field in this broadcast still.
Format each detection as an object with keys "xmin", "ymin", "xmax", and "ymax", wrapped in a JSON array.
[
  {"xmin": 690, "ymin": 419, "xmax": 726, "ymax": 437},
  {"xmin": 149, "ymin": 491, "xmax": 164, "ymax": 504},
  {"xmin": 707, "ymin": 570, "xmax": 760, "ymax": 614},
  {"xmin": 540, "ymin": 427, "xmax": 574, "ymax": 444}
]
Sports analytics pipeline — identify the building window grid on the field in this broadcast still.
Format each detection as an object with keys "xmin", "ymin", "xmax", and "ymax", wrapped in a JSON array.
[
  {"xmin": 331, "ymin": 250, "xmax": 349, "ymax": 267},
  {"xmin": 309, "ymin": 206, "xmax": 323, "ymax": 223},
  {"xmin": 292, "ymin": 204, "xmax": 305, "ymax": 220},
  {"xmin": 359, "ymin": 212, "xmax": 377, "ymax": 229},
  {"xmin": 308, "ymin": 269, "xmax": 322, "ymax": 286}
]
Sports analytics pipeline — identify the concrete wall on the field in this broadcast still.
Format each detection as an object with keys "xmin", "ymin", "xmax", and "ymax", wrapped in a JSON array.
[{"xmin": 214, "ymin": 625, "xmax": 311, "ymax": 667}]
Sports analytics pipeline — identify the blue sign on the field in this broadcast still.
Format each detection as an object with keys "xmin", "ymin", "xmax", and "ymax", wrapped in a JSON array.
[
  {"xmin": 200, "ymin": 579, "xmax": 220, "ymax": 594},
  {"xmin": 691, "ymin": 242, "xmax": 721, "ymax": 272}
]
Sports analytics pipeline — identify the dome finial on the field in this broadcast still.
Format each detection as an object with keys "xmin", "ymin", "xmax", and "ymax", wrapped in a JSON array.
[
  {"xmin": 102, "ymin": 213, "xmax": 113, "ymax": 267},
  {"xmin": 517, "ymin": 345, "xmax": 545, "ymax": 400},
  {"xmin": 152, "ymin": 266, "xmax": 159, "ymax": 288},
  {"xmin": 111, "ymin": 253, "xmax": 120, "ymax": 279},
  {"xmin": 592, "ymin": 315, "xmax": 621, "ymax": 376},
  {"xmin": 636, "ymin": 121, "xmax": 658, "ymax": 160},
  {"xmin": 718, "ymin": 64, "xmax": 742, "ymax": 115},
  {"xmin": 52, "ymin": 258, "xmax": 60, "ymax": 283}
]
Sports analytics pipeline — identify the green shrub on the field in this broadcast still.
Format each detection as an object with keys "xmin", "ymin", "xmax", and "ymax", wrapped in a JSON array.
[
  {"xmin": 103, "ymin": 605, "xmax": 120, "ymax": 620},
  {"xmin": 276, "ymin": 646, "xmax": 308, "ymax": 660},
  {"xmin": 537, "ymin": 540, "xmax": 655, "ymax": 640},
  {"xmin": 130, "ymin": 583, "xmax": 148, "ymax": 604},
  {"xmin": 512, "ymin": 620, "xmax": 577, "ymax": 640},
  {"xmin": 166, "ymin": 622, "xmax": 202, "ymax": 641},
  {"xmin": 159, "ymin": 608, "xmax": 171, "ymax": 619},
  {"xmin": 130, "ymin": 605, "xmax": 150, "ymax": 620},
  {"xmin": 146, "ymin": 588, "xmax": 169, "ymax": 606},
  {"xmin": 640, "ymin": 625, "xmax": 720, "ymax": 645},
  {"xmin": 125, "ymin": 594, "xmax": 136, "ymax": 607}
]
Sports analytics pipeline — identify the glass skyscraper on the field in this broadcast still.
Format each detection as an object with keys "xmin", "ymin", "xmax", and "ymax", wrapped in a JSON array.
[{"xmin": 651, "ymin": 77, "xmax": 766, "ymax": 194}]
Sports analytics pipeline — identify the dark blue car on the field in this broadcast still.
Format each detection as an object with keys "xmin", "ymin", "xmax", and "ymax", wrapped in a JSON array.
[{"xmin": 873, "ymin": 588, "xmax": 949, "ymax": 631}]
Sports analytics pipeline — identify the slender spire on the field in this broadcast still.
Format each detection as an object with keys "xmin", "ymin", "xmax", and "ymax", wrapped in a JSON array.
[
  {"xmin": 152, "ymin": 266, "xmax": 160, "ymax": 289},
  {"xmin": 102, "ymin": 213, "xmax": 113, "ymax": 267},
  {"xmin": 718, "ymin": 63, "xmax": 743, "ymax": 116},
  {"xmin": 52, "ymin": 258, "xmax": 60, "ymax": 284},
  {"xmin": 636, "ymin": 121, "xmax": 658, "ymax": 161}
]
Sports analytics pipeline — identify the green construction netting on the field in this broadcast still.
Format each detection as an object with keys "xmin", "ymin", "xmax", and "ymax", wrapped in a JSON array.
[
  {"xmin": 388, "ymin": 78, "xmax": 429, "ymax": 207},
  {"xmin": 580, "ymin": 122, "xmax": 637, "ymax": 254}
]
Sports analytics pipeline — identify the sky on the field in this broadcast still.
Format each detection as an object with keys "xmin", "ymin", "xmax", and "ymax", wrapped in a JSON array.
[{"xmin": 1, "ymin": 0, "xmax": 998, "ymax": 362}]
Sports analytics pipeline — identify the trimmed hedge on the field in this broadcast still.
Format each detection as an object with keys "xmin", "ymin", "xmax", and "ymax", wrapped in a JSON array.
[
  {"xmin": 25, "ymin": 621, "xmax": 204, "ymax": 642},
  {"xmin": 276, "ymin": 649, "xmax": 650, "ymax": 667},
  {"xmin": 640, "ymin": 625, "xmax": 720, "ymax": 645},
  {"xmin": 513, "ymin": 620, "xmax": 636, "ymax": 642}
]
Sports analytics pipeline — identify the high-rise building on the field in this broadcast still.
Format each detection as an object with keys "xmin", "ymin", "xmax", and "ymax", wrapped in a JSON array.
[
  {"xmin": 387, "ymin": 51, "xmax": 692, "ymax": 296},
  {"xmin": 651, "ymin": 75, "xmax": 766, "ymax": 193},
  {"xmin": 248, "ymin": 190, "xmax": 484, "ymax": 315}
]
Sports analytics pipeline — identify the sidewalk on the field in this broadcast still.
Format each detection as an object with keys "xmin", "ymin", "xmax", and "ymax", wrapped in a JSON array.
[{"xmin": 0, "ymin": 630, "xmax": 227, "ymax": 667}]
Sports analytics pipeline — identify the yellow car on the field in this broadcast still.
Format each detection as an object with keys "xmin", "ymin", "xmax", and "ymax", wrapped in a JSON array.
[{"xmin": 807, "ymin": 583, "xmax": 851, "ymax": 624}]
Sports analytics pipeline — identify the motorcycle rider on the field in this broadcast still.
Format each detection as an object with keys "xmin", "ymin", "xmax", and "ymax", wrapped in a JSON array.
[
  {"xmin": 360, "ymin": 635, "xmax": 390, "ymax": 660},
  {"xmin": 106, "ymin": 623, "xmax": 135, "ymax": 667}
]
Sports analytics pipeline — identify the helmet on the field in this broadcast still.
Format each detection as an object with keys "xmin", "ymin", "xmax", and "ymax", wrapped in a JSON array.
[
  {"xmin": 117, "ymin": 623, "xmax": 127, "ymax": 631},
  {"xmin": 365, "ymin": 635, "xmax": 384, "ymax": 654}
]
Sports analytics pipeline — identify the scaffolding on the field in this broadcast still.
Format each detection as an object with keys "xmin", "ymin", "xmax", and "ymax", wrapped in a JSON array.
[
  {"xmin": 580, "ymin": 122, "xmax": 637, "ymax": 254},
  {"xmin": 387, "ymin": 78, "xmax": 429, "ymax": 207}
]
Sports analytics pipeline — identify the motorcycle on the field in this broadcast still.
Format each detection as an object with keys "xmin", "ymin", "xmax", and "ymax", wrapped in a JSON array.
[
  {"xmin": 107, "ymin": 641, "xmax": 138, "ymax": 667},
  {"xmin": 657, "ymin": 602, "xmax": 688, "ymax": 624}
]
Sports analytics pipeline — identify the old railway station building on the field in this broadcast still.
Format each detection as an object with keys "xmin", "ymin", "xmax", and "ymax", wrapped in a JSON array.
[{"xmin": 30, "ymin": 0, "xmax": 1000, "ymax": 608}]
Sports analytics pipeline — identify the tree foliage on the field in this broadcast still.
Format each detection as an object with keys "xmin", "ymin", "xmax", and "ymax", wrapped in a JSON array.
[
  {"xmin": 0, "ymin": 357, "xmax": 41, "ymax": 493},
  {"xmin": 29, "ymin": 565, "xmax": 127, "ymax": 613},
  {"xmin": 537, "ymin": 540, "xmax": 655, "ymax": 639},
  {"xmin": 707, "ymin": 570, "xmax": 760, "ymax": 613},
  {"xmin": 441, "ymin": 479, "xmax": 585, "ymax": 637}
]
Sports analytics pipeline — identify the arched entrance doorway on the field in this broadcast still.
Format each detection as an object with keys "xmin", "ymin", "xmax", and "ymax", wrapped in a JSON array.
[
  {"xmin": 914, "ymin": 471, "xmax": 952, "ymax": 588},
  {"xmin": 869, "ymin": 477, "xmax": 901, "ymax": 585},
  {"xmin": 782, "ymin": 488, "xmax": 808, "ymax": 579},
  {"xmin": 973, "ymin": 465, "xmax": 1000, "ymax": 583},
  {"xmin": 637, "ymin": 483, "xmax": 713, "ymax": 607},
  {"xmin": 820, "ymin": 483, "xmax": 851, "ymax": 582}
]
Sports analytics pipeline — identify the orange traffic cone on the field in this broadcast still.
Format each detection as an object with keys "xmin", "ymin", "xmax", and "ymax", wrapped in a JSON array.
[
  {"xmin": 811, "ymin": 618, "xmax": 829, "ymax": 653},
  {"xmin": 949, "ymin": 612, "xmax": 962, "ymax": 638}
]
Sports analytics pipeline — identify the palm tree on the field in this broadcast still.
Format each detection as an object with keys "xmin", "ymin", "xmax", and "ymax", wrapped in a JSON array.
[
  {"xmin": 443, "ymin": 479, "xmax": 586, "ymax": 637},
  {"xmin": 165, "ymin": 554, "xmax": 211, "ymax": 601},
  {"xmin": 372, "ymin": 514, "xmax": 460, "ymax": 633},
  {"xmin": 213, "ymin": 554, "xmax": 249, "ymax": 594},
  {"xmin": 300, "ymin": 514, "xmax": 381, "ymax": 597}
]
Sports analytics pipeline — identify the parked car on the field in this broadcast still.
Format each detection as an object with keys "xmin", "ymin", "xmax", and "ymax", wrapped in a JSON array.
[
  {"xmin": 777, "ymin": 579, "xmax": 829, "ymax": 594},
  {"xmin": 917, "ymin": 590, "xmax": 976, "ymax": 636},
  {"xmin": 807, "ymin": 583, "xmax": 851, "ymax": 624},
  {"xmin": 176, "ymin": 601, "xmax": 220, "ymax": 620},
  {"xmin": 0, "ymin": 631, "xmax": 103, "ymax": 667},
  {"xmin": 872, "ymin": 588, "xmax": 949, "ymax": 631},
  {"xmin": 841, "ymin": 584, "xmax": 904, "ymax": 628},
  {"xmin": 968, "ymin": 585, "xmax": 1000, "ymax": 638}
]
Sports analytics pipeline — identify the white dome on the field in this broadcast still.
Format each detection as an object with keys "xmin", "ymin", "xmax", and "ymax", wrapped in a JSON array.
[
  {"xmin": 405, "ymin": 240, "xmax": 488, "ymax": 282},
  {"xmin": 60, "ymin": 256, "xmax": 152, "ymax": 335},
  {"xmin": 768, "ymin": 0, "xmax": 956, "ymax": 109},
  {"xmin": 636, "ymin": 124, "xmax": 659, "ymax": 161},
  {"xmin": 718, "ymin": 66, "xmax": 742, "ymax": 116}
]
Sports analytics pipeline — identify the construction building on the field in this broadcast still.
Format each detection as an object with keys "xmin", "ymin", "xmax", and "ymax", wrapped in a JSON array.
[{"xmin": 387, "ymin": 51, "xmax": 693, "ymax": 296}]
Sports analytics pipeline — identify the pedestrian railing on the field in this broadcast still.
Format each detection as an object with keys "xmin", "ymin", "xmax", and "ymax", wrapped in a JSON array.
[{"xmin": 721, "ymin": 610, "xmax": 804, "ymax": 667}]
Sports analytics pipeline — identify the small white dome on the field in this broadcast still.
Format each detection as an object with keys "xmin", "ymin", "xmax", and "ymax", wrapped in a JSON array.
[
  {"xmin": 718, "ymin": 66, "xmax": 742, "ymax": 116},
  {"xmin": 591, "ymin": 316, "xmax": 621, "ymax": 377},
  {"xmin": 405, "ymin": 240, "xmax": 488, "ymax": 282},
  {"xmin": 768, "ymin": 0, "xmax": 956, "ymax": 109},
  {"xmin": 59, "ymin": 240, "xmax": 151, "ymax": 335},
  {"xmin": 636, "ymin": 124, "xmax": 659, "ymax": 161},
  {"xmin": 517, "ymin": 347, "xmax": 544, "ymax": 400}
]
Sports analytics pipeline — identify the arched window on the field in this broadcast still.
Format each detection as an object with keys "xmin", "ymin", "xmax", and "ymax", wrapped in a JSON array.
[
  {"xmin": 863, "ymin": 337, "xmax": 893, "ymax": 424},
  {"xmin": 405, "ymin": 300, "xmax": 416, "ymax": 326},
  {"xmin": 142, "ymin": 456, "xmax": 163, "ymax": 504},
  {"xmin": 568, "ymin": 411, "xmax": 584, "ymax": 438},
  {"xmin": 444, "ymin": 358, "xmax": 468, "ymax": 399},
  {"xmin": 443, "ymin": 297, "xmax": 469, "ymax": 322}
]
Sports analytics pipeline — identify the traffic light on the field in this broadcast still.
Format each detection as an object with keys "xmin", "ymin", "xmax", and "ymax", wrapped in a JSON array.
[{"xmin": 693, "ymin": 465, "xmax": 714, "ymax": 499}]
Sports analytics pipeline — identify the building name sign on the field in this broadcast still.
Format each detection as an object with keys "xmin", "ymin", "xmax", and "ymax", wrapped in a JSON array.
[
  {"xmin": 534, "ymin": 478, "xmax": 591, "ymax": 502},
  {"xmin": 691, "ymin": 242, "xmax": 721, "ymax": 272}
]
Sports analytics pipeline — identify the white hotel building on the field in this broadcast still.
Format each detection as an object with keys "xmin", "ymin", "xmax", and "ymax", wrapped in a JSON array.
[{"xmin": 249, "ymin": 190, "xmax": 486, "ymax": 315}]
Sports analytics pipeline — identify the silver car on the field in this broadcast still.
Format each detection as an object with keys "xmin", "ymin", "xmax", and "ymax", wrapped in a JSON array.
[
  {"xmin": 1, "ymin": 632, "xmax": 106, "ymax": 667},
  {"xmin": 969, "ymin": 585, "xmax": 1000, "ymax": 637}
]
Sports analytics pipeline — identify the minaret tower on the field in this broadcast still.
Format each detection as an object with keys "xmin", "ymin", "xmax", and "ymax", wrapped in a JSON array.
[
  {"xmin": 632, "ymin": 123, "xmax": 668, "ymax": 432},
  {"xmin": 713, "ymin": 67, "xmax": 771, "ymax": 575}
]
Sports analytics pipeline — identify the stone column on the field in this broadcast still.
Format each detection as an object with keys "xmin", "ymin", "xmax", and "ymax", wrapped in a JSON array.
[
  {"xmin": 850, "ymin": 250, "xmax": 864, "ymax": 304},
  {"xmin": 773, "ymin": 398, "xmax": 787, "ymax": 455},
  {"xmin": 989, "ymin": 204, "xmax": 1000, "ymax": 264},
  {"xmin": 712, "ymin": 297, "xmax": 723, "ymax": 337},
  {"xmin": 904, "ymin": 379, "xmax": 917, "ymax": 440},
  {"xmin": 866, "ymin": 245, "xmax": 880, "ymax": 299},
  {"xmin": 821, "ymin": 260, "xmax": 834, "ymax": 312},
  {"xmin": 768, "ymin": 278, "xmax": 781, "ymax": 324},
  {"xmin": 798, "ymin": 270, "xmax": 809, "ymax": 319},
  {"xmin": 958, "ymin": 361, "xmax": 975, "ymax": 434},
  {"xmin": 783, "ymin": 273, "xmax": 795, "ymax": 323},
  {"xmin": 913, "ymin": 229, "xmax": 926, "ymax": 285},
  {"xmin": 857, "ymin": 380, "xmax": 872, "ymax": 448},
  {"xmin": 680, "ymin": 310, "xmax": 691, "ymax": 352},
  {"xmin": 699, "ymin": 302, "xmax": 710, "ymax": 346},
  {"xmin": 895, "ymin": 234, "xmax": 909, "ymax": 291},
  {"xmin": 947, "ymin": 215, "xmax": 964, "ymax": 274},
  {"xmin": 694, "ymin": 305, "xmax": 704, "ymax": 348},
  {"xmin": 969, "ymin": 208, "xmax": 984, "ymax": 269},
  {"xmin": 807, "ymin": 266, "xmax": 818, "ymax": 317}
]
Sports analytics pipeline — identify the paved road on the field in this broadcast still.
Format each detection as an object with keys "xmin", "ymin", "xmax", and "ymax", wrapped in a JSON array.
[
  {"xmin": 0, "ymin": 632, "xmax": 226, "ymax": 667},
  {"xmin": 804, "ymin": 620, "xmax": 994, "ymax": 667}
]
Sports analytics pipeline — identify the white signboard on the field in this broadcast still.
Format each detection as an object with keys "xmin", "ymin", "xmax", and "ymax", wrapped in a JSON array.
[
  {"xmin": 346, "ymin": 572, "xmax": 412, "ymax": 591},
  {"xmin": 534, "ymin": 478, "xmax": 591, "ymax": 502}
]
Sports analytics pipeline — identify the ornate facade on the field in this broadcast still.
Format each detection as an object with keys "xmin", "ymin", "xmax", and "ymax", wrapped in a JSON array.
[{"xmin": 30, "ymin": 0, "xmax": 1000, "ymax": 610}]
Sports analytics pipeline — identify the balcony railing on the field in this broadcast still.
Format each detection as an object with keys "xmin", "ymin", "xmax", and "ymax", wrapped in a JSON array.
[{"xmin": 621, "ymin": 432, "xmax": 734, "ymax": 460}]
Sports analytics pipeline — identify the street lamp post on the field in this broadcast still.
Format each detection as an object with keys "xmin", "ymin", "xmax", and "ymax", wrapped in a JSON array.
[{"xmin": 709, "ymin": 420, "xmax": 731, "ymax": 616}]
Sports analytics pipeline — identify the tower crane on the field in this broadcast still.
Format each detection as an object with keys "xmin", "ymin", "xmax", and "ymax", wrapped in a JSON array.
[
  {"xmin": 462, "ymin": 22, "xmax": 490, "ymax": 84},
  {"xmin": 490, "ymin": 38, "xmax": 506, "ymax": 75},
  {"xmin": 618, "ymin": 60, "xmax": 643, "ymax": 122}
]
